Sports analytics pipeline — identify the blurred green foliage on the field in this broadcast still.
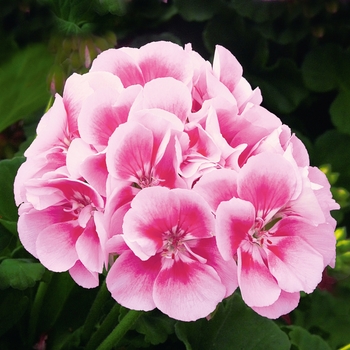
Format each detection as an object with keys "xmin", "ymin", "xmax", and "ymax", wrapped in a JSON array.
[{"xmin": 0, "ymin": 0, "xmax": 350, "ymax": 349}]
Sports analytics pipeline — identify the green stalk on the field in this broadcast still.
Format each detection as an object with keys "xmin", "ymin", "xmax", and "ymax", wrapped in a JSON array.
[
  {"xmin": 95, "ymin": 309, "xmax": 142, "ymax": 350},
  {"xmin": 81, "ymin": 279, "xmax": 110, "ymax": 344},
  {"xmin": 28, "ymin": 280, "xmax": 49, "ymax": 347}
]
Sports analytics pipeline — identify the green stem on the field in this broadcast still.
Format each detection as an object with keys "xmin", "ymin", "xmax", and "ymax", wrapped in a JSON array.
[
  {"xmin": 81, "ymin": 278, "xmax": 110, "ymax": 344},
  {"xmin": 85, "ymin": 303, "xmax": 121, "ymax": 350},
  {"xmin": 95, "ymin": 309, "xmax": 143, "ymax": 350},
  {"xmin": 28, "ymin": 280, "xmax": 49, "ymax": 347}
]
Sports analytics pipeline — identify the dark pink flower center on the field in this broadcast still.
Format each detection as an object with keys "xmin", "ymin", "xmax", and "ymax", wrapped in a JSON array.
[{"xmin": 161, "ymin": 227, "xmax": 187, "ymax": 259}]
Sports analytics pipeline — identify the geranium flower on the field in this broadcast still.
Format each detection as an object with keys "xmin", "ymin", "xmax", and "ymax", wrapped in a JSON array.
[
  {"xmin": 194, "ymin": 152, "xmax": 338, "ymax": 318},
  {"xmin": 18, "ymin": 178, "xmax": 106, "ymax": 288},
  {"xmin": 106, "ymin": 187, "xmax": 237, "ymax": 321}
]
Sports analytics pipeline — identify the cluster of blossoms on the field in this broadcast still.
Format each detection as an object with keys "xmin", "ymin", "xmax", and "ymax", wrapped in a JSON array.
[{"xmin": 14, "ymin": 41, "xmax": 339, "ymax": 322}]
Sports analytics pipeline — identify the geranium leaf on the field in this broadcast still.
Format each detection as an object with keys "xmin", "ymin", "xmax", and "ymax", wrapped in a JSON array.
[
  {"xmin": 0, "ymin": 45, "xmax": 53, "ymax": 133},
  {"xmin": 176, "ymin": 294, "xmax": 290, "ymax": 350},
  {"xmin": 302, "ymin": 44, "xmax": 340, "ymax": 93},
  {"xmin": 285, "ymin": 325, "xmax": 332, "ymax": 350},
  {"xmin": 135, "ymin": 310, "xmax": 176, "ymax": 345},
  {"xmin": 0, "ymin": 288, "xmax": 29, "ymax": 337},
  {"xmin": 0, "ymin": 157, "xmax": 25, "ymax": 224},
  {"xmin": 0, "ymin": 259, "xmax": 46, "ymax": 290},
  {"xmin": 174, "ymin": 0, "xmax": 224, "ymax": 22},
  {"xmin": 330, "ymin": 90, "xmax": 350, "ymax": 135},
  {"xmin": 251, "ymin": 58, "xmax": 309, "ymax": 114}
]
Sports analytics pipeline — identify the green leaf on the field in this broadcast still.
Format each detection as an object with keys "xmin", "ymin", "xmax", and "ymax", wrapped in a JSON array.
[
  {"xmin": 313, "ymin": 130, "xmax": 350, "ymax": 187},
  {"xmin": 285, "ymin": 326, "xmax": 332, "ymax": 350},
  {"xmin": 302, "ymin": 44, "xmax": 341, "ymax": 93},
  {"xmin": 174, "ymin": 0, "xmax": 224, "ymax": 21},
  {"xmin": 0, "ymin": 288, "xmax": 29, "ymax": 337},
  {"xmin": 0, "ymin": 157, "xmax": 25, "ymax": 223},
  {"xmin": 135, "ymin": 310, "xmax": 176, "ymax": 345},
  {"xmin": 0, "ymin": 45, "xmax": 53, "ymax": 133},
  {"xmin": 330, "ymin": 90, "xmax": 350, "ymax": 135},
  {"xmin": 0, "ymin": 259, "xmax": 46, "ymax": 290},
  {"xmin": 228, "ymin": 0, "xmax": 285, "ymax": 23},
  {"xmin": 176, "ymin": 294, "xmax": 290, "ymax": 350},
  {"xmin": 37, "ymin": 272, "xmax": 75, "ymax": 333},
  {"xmin": 293, "ymin": 289, "xmax": 350, "ymax": 349},
  {"xmin": 251, "ymin": 58, "xmax": 309, "ymax": 114}
]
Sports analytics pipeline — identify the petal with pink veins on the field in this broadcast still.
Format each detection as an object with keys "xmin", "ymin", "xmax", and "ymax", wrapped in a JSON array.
[
  {"xmin": 106, "ymin": 251, "xmax": 160, "ymax": 311},
  {"xmin": 266, "ymin": 234, "xmax": 324, "ymax": 293},
  {"xmin": 153, "ymin": 257, "xmax": 226, "ymax": 321},
  {"xmin": 193, "ymin": 168, "xmax": 238, "ymax": 212},
  {"xmin": 36, "ymin": 222, "xmax": 81, "ymax": 272},
  {"xmin": 75, "ymin": 218, "xmax": 104, "ymax": 273},
  {"xmin": 216, "ymin": 198, "xmax": 255, "ymax": 260},
  {"xmin": 106, "ymin": 122, "xmax": 154, "ymax": 182},
  {"xmin": 238, "ymin": 242, "xmax": 281, "ymax": 307},
  {"xmin": 252, "ymin": 290, "xmax": 300, "ymax": 319},
  {"xmin": 238, "ymin": 153, "xmax": 297, "ymax": 221},
  {"xmin": 69, "ymin": 260, "xmax": 99, "ymax": 288},
  {"xmin": 130, "ymin": 77, "xmax": 192, "ymax": 124},
  {"xmin": 138, "ymin": 41, "xmax": 194, "ymax": 86},
  {"xmin": 90, "ymin": 48, "xmax": 144, "ymax": 87}
]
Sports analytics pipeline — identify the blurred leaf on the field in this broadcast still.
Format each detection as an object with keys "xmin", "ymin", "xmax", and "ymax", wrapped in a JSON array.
[
  {"xmin": 251, "ymin": 58, "xmax": 309, "ymax": 114},
  {"xmin": 285, "ymin": 325, "xmax": 332, "ymax": 350},
  {"xmin": 293, "ymin": 289, "xmax": 350, "ymax": 349},
  {"xmin": 0, "ymin": 259, "xmax": 46, "ymax": 290},
  {"xmin": 228, "ymin": 0, "xmax": 285, "ymax": 23},
  {"xmin": 0, "ymin": 288, "xmax": 29, "ymax": 337},
  {"xmin": 330, "ymin": 90, "xmax": 350, "ymax": 135},
  {"xmin": 302, "ymin": 44, "xmax": 341, "ymax": 93},
  {"xmin": 135, "ymin": 310, "xmax": 176, "ymax": 345},
  {"xmin": 0, "ymin": 45, "xmax": 53, "ymax": 133},
  {"xmin": 0, "ymin": 157, "xmax": 25, "ymax": 223},
  {"xmin": 37, "ymin": 272, "xmax": 75, "ymax": 334},
  {"xmin": 174, "ymin": 0, "xmax": 224, "ymax": 21},
  {"xmin": 176, "ymin": 294, "xmax": 290, "ymax": 350},
  {"xmin": 313, "ymin": 130, "xmax": 350, "ymax": 187},
  {"xmin": 94, "ymin": 0, "xmax": 128, "ymax": 15}
]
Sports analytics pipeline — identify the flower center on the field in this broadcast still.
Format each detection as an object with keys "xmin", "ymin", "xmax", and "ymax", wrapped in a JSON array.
[
  {"xmin": 248, "ymin": 217, "xmax": 273, "ymax": 246},
  {"xmin": 162, "ymin": 227, "xmax": 186, "ymax": 259}
]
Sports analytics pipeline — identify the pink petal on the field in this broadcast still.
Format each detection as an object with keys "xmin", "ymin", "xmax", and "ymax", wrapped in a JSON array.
[
  {"xmin": 75, "ymin": 218, "xmax": 104, "ymax": 273},
  {"xmin": 106, "ymin": 251, "xmax": 160, "ymax": 311},
  {"xmin": 238, "ymin": 153, "xmax": 297, "ymax": 221},
  {"xmin": 18, "ymin": 204, "xmax": 71, "ymax": 257},
  {"xmin": 266, "ymin": 234, "xmax": 324, "ymax": 293},
  {"xmin": 238, "ymin": 242, "xmax": 281, "ymax": 307},
  {"xmin": 252, "ymin": 290, "xmax": 300, "ymax": 319},
  {"xmin": 106, "ymin": 121, "xmax": 153, "ymax": 182},
  {"xmin": 78, "ymin": 85, "xmax": 141, "ymax": 149},
  {"xmin": 80, "ymin": 152, "xmax": 108, "ymax": 197},
  {"xmin": 66, "ymin": 138, "xmax": 96, "ymax": 179},
  {"xmin": 138, "ymin": 41, "xmax": 193, "ymax": 86},
  {"xmin": 69, "ymin": 260, "xmax": 99, "ymax": 288},
  {"xmin": 36, "ymin": 222, "xmax": 81, "ymax": 272},
  {"xmin": 24, "ymin": 94, "xmax": 69, "ymax": 157},
  {"xmin": 130, "ymin": 77, "xmax": 192, "ymax": 124},
  {"xmin": 153, "ymin": 257, "xmax": 226, "ymax": 321},
  {"xmin": 212, "ymin": 45, "xmax": 243, "ymax": 94},
  {"xmin": 190, "ymin": 237, "xmax": 238, "ymax": 297},
  {"xmin": 216, "ymin": 198, "xmax": 255, "ymax": 260},
  {"xmin": 90, "ymin": 48, "xmax": 144, "ymax": 87},
  {"xmin": 193, "ymin": 168, "xmax": 238, "ymax": 212}
]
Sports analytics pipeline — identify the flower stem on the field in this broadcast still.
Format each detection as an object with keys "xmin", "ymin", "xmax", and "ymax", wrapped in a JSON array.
[
  {"xmin": 28, "ymin": 280, "xmax": 49, "ymax": 347},
  {"xmin": 95, "ymin": 309, "xmax": 143, "ymax": 350},
  {"xmin": 81, "ymin": 278, "xmax": 110, "ymax": 344}
]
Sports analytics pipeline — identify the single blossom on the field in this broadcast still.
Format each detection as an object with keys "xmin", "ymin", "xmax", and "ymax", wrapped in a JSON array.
[
  {"xmin": 194, "ymin": 152, "xmax": 337, "ymax": 318},
  {"xmin": 106, "ymin": 187, "xmax": 237, "ymax": 321},
  {"xmin": 17, "ymin": 178, "xmax": 106, "ymax": 288}
]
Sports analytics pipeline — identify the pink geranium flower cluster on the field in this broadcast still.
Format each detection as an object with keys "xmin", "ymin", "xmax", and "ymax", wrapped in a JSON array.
[{"xmin": 14, "ymin": 41, "xmax": 339, "ymax": 321}]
